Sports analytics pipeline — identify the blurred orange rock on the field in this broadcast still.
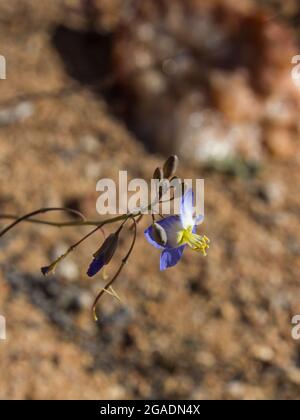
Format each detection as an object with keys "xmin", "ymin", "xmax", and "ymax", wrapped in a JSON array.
[
  {"xmin": 112, "ymin": 0, "xmax": 300, "ymax": 163},
  {"xmin": 210, "ymin": 71, "xmax": 262, "ymax": 122},
  {"xmin": 264, "ymin": 126, "xmax": 298, "ymax": 159}
]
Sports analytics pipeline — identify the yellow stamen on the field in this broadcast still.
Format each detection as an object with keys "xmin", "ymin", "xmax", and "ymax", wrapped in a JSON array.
[{"xmin": 177, "ymin": 226, "xmax": 210, "ymax": 256}]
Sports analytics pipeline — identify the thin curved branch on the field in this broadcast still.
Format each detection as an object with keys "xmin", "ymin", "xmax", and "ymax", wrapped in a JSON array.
[
  {"xmin": 0, "ymin": 212, "xmax": 137, "ymax": 231},
  {"xmin": 40, "ymin": 213, "xmax": 139, "ymax": 276},
  {"xmin": 92, "ymin": 215, "xmax": 137, "ymax": 321},
  {"xmin": 0, "ymin": 207, "xmax": 86, "ymax": 238}
]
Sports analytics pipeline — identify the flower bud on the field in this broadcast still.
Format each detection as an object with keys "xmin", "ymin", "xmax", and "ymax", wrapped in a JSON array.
[
  {"xmin": 153, "ymin": 167, "xmax": 163, "ymax": 180},
  {"xmin": 41, "ymin": 252, "xmax": 67, "ymax": 276},
  {"xmin": 41, "ymin": 264, "xmax": 53, "ymax": 276},
  {"xmin": 93, "ymin": 233, "xmax": 119, "ymax": 265},
  {"xmin": 87, "ymin": 232, "xmax": 120, "ymax": 277},
  {"xmin": 152, "ymin": 222, "xmax": 167, "ymax": 246},
  {"xmin": 163, "ymin": 155, "xmax": 179, "ymax": 179}
]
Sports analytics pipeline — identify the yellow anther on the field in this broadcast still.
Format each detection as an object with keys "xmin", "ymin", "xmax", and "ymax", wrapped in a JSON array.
[{"xmin": 177, "ymin": 226, "xmax": 210, "ymax": 256}]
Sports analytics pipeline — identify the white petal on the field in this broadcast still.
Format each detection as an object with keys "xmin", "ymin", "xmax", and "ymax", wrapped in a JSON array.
[{"xmin": 180, "ymin": 189, "xmax": 195, "ymax": 229}]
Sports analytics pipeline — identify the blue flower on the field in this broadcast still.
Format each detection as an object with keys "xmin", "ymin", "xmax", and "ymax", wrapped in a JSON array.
[
  {"xmin": 87, "ymin": 253, "xmax": 106, "ymax": 277},
  {"xmin": 87, "ymin": 233, "xmax": 119, "ymax": 277},
  {"xmin": 144, "ymin": 189, "xmax": 209, "ymax": 270}
]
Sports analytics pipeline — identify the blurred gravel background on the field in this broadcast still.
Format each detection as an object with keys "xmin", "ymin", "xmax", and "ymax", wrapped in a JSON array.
[{"xmin": 0, "ymin": 0, "xmax": 300, "ymax": 400}]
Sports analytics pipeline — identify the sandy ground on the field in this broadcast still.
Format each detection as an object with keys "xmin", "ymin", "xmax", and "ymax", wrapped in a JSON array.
[{"xmin": 0, "ymin": 0, "xmax": 300, "ymax": 399}]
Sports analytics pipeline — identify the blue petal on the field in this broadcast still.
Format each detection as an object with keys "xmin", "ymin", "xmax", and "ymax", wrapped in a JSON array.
[
  {"xmin": 144, "ymin": 224, "xmax": 164, "ymax": 250},
  {"xmin": 87, "ymin": 254, "xmax": 105, "ymax": 277},
  {"xmin": 195, "ymin": 215, "xmax": 204, "ymax": 225},
  {"xmin": 160, "ymin": 246, "xmax": 185, "ymax": 270},
  {"xmin": 144, "ymin": 216, "xmax": 183, "ymax": 249},
  {"xmin": 180, "ymin": 188, "xmax": 195, "ymax": 229}
]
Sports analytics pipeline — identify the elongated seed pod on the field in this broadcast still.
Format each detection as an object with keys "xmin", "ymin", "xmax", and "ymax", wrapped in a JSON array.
[
  {"xmin": 163, "ymin": 155, "xmax": 179, "ymax": 179},
  {"xmin": 153, "ymin": 167, "xmax": 163, "ymax": 180}
]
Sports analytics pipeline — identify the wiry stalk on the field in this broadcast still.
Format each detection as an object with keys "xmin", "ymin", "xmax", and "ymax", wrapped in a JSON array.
[{"xmin": 92, "ymin": 216, "xmax": 137, "ymax": 321}]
